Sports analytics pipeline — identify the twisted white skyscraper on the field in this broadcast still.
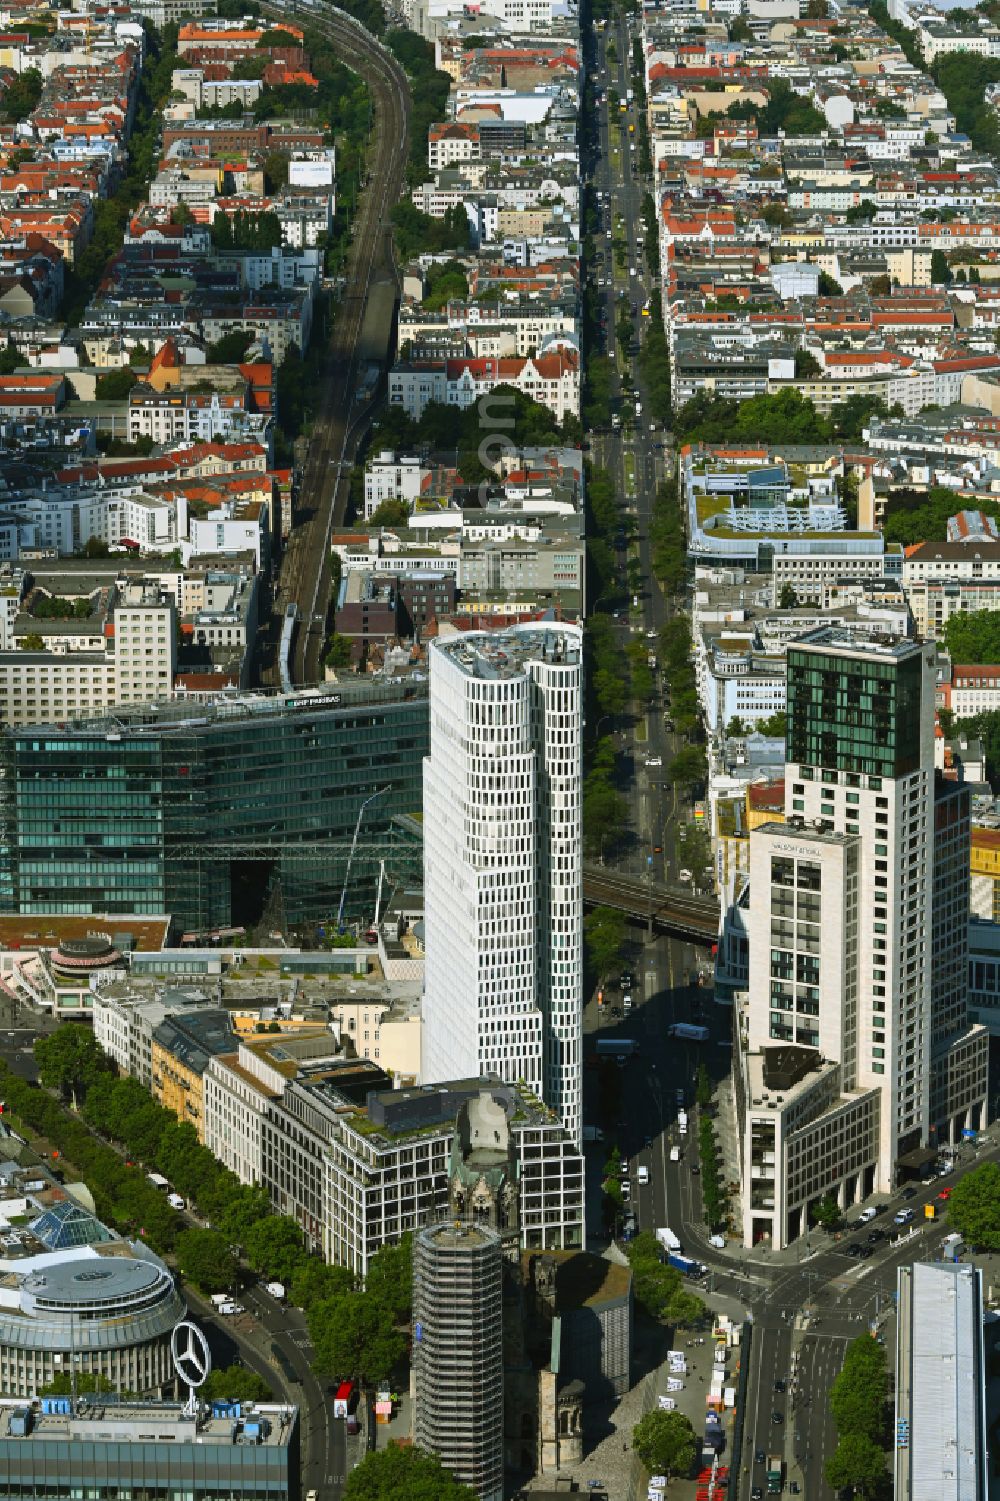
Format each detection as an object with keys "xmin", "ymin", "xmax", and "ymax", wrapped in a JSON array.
[{"xmin": 422, "ymin": 624, "xmax": 583, "ymax": 1145}]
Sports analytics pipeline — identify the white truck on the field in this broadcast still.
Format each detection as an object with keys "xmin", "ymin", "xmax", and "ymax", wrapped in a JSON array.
[
  {"xmin": 656, "ymin": 1226, "xmax": 682, "ymax": 1253},
  {"xmin": 210, "ymin": 1293, "xmax": 229, "ymax": 1308},
  {"xmin": 265, "ymin": 1281, "xmax": 286, "ymax": 1300}
]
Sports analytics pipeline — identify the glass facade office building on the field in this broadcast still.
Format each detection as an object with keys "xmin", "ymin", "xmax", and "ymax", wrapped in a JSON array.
[
  {"xmin": 786, "ymin": 633, "xmax": 924, "ymax": 780},
  {"xmin": 0, "ymin": 681, "xmax": 429, "ymax": 932}
]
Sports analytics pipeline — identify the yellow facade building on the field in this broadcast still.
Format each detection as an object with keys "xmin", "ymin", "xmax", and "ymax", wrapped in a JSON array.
[
  {"xmin": 151, "ymin": 1008, "xmax": 236, "ymax": 1142},
  {"xmin": 971, "ymin": 827, "xmax": 1000, "ymax": 923}
]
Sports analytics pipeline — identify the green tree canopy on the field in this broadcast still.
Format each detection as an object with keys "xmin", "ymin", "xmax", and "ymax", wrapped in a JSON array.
[
  {"xmin": 626, "ymin": 1234, "xmax": 706, "ymax": 1327},
  {"xmin": 584, "ymin": 905, "xmax": 626, "ymax": 978},
  {"xmin": 755, "ymin": 710, "xmax": 787, "ymax": 738},
  {"xmin": 668, "ymin": 744, "xmax": 707, "ymax": 791},
  {"xmin": 215, "ymin": 1185, "xmax": 274, "ymax": 1245},
  {"xmin": 324, "ymin": 632, "xmax": 354, "ymax": 670},
  {"xmin": 0, "ymin": 68, "xmax": 41, "ymax": 125},
  {"xmin": 675, "ymin": 387, "xmax": 830, "ymax": 446},
  {"xmin": 810, "ymin": 1194, "xmax": 842, "ymax": 1230},
  {"xmin": 344, "ymin": 1444, "xmax": 476, "ymax": 1501},
  {"xmin": 35, "ymin": 1025, "xmax": 109, "ymax": 1110},
  {"xmin": 95, "ymin": 368, "xmax": 138, "ymax": 401},
  {"xmin": 207, "ymin": 331, "xmax": 254, "ymax": 364},
  {"xmin": 423, "ymin": 259, "xmax": 469, "ymax": 309},
  {"xmin": 391, "ymin": 200, "xmax": 468, "ymax": 260},
  {"xmin": 256, "ymin": 27, "xmax": 301, "ymax": 46},
  {"xmin": 948, "ymin": 1160, "xmax": 1000, "ymax": 1248},
  {"xmin": 824, "ymin": 1431, "xmax": 887, "ymax": 1497},
  {"xmin": 931, "ymin": 246, "xmax": 953, "ymax": 284},
  {"xmin": 290, "ymin": 1258, "xmax": 355, "ymax": 1310},
  {"xmin": 365, "ymin": 1235, "xmax": 413, "ymax": 1325},
  {"xmin": 632, "ymin": 1408, "xmax": 698, "ymax": 1479},
  {"xmin": 308, "ymin": 1291, "xmax": 406, "ymax": 1387},
  {"xmin": 829, "ymin": 1334, "xmax": 887, "ymax": 1442},
  {"xmin": 202, "ymin": 1365, "xmax": 273, "ymax": 1402},
  {"xmin": 244, "ymin": 1215, "xmax": 306, "ymax": 1285},
  {"xmin": 943, "ymin": 609, "xmax": 1000, "ymax": 665},
  {"xmin": 175, "ymin": 1229, "xmax": 237, "ymax": 1294},
  {"xmin": 366, "ymin": 498, "xmax": 409, "ymax": 528},
  {"xmin": 881, "ymin": 486, "xmax": 999, "ymax": 547},
  {"xmin": 210, "ymin": 209, "xmax": 283, "ymax": 252}
]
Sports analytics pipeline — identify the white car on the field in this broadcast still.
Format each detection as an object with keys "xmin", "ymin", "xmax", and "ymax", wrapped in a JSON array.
[
  {"xmin": 708, "ymin": 1234, "xmax": 726, "ymax": 1249},
  {"xmin": 679, "ymin": 868, "xmax": 693, "ymax": 882},
  {"xmin": 645, "ymin": 755, "xmax": 662, "ymax": 768},
  {"xmin": 646, "ymin": 629, "xmax": 657, "ymax": 640},
  {"xmin": 621, "ymin": 1179, "xmax": 631, "ymax": 1199}
]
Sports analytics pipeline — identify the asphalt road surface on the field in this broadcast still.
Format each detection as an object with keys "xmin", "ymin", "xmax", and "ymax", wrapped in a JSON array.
[{"xmin": 581, "ymin": 16, "xmax": 1000, "ymax": 1501}]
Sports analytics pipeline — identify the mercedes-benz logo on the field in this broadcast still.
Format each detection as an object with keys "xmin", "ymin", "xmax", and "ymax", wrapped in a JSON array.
[{"xmin": 171, "ymin": 1320, "xmax": 212, "ymax": 1390}]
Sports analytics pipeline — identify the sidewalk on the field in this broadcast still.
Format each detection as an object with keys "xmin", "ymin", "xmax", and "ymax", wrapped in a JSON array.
[
  {"xmin": 372, "ymin": 1388, "xmax": 412, "ymax": 1453},
  {"xmin": 698, "ymin": 1073, "xmax": 838, "ymax": 1272},
  {"xmin": 541, "ymin": 1326, "xmax": 742, "ymax": 1501}
]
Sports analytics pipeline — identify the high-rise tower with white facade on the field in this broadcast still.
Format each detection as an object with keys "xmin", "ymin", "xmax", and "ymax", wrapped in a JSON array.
[
  {"xmin": 422, "ymin": 624, "xmax": 583, "ymax": 1143},
  {"xmin": 737, "ymin": 628, "xmax": 988, "ymax": 1248}
]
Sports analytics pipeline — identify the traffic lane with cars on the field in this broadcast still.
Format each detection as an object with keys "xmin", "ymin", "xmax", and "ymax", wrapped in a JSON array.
[{"xmin": 185, "ymin": 1283, "xmax": 348, "ymax": 1499}]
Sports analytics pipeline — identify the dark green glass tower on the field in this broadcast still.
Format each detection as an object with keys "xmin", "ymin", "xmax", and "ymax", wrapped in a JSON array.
[{"xmin": 786, "ymin": 634, "xmax": 924, "ymax": 779}]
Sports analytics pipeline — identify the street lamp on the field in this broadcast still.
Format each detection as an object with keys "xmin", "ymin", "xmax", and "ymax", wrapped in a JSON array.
[{"xmin": 337, "ymin": 786, "xmax": 389, "ymax": 932}]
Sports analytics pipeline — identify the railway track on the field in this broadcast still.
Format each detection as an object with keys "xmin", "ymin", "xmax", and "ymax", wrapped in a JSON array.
[
  {"xmin": 263, "ymin": 2, "xmax": 410, "ymax": 685},
  {"xmin": 582, "ymin": 864, "xmax": 719, "ymax": 920}
]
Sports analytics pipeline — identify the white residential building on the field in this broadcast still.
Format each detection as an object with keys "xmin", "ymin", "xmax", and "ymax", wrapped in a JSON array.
[
  {"xmin": 92, "ymin": 986, "xmax": 219, "ymax": 1091},
  {"xmin": 422, "ymin": 624, "xmax": 583, "ymax": 1144},
  {"xmin": 364, "ymin": 452, "xmax": 434, "ymax": 517},
  {"xmin": 203, "ymin": 1051, "xmax": 269, "ymax": 1188},
  {"xmin": 113, "ymin": 584, "xmax": 176, "ymax": 705},
  {"xmin": 389, "ymin": 351, "xmax": 580, "ymax": 425}
]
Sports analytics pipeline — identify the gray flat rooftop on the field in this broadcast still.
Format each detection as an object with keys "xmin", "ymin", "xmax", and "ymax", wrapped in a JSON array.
[
  {"xmin": 436, "ymin": 623, "xmax": 580, "ymax": 679},
  {"xmin": 22, "ymin": 1254, "xmax": 162, "ymax": 1307},
  {"xmin": 897, "ymin": 1261, "xmax": 986, "ymax": 1501},
  {"xmin": 789, "ymin": 626, "xmax": 922, "ymax": 661},
  {"xmin": 0, "ymin": 1400, "xmax": 298, "ymax": 1449}
]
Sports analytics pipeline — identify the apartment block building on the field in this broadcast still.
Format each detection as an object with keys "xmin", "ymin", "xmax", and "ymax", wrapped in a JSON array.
[
  {"xmin": 150, "ymin": 1007, "xmax": 235, "ymax": 1139},
  {"xmin": 0, "ymin": 580, "xmax": 176, "ymax": 727},
  {"xmin": 200, "ymin": 1041, "xmax": 585, "ymax": 1275},
  {"xmin": 323, "ymin": 1077, "xmax": 586, "ymax": 1277},
  {"xmin": 92, "ymin": 984, "xmax": 221, "ymax": 1090}
]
